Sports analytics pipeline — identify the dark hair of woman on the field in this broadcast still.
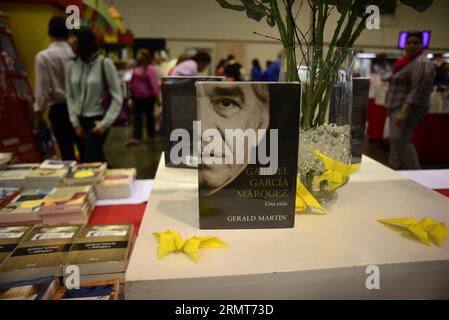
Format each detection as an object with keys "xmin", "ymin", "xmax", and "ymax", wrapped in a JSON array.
[
  {"xmin": 137, "ymin": 48, "xmax": 153, "ymax": 69},
  {"xmin": 252, "ymin": 59, "xmax": 261, "ymax": 71},
  {"xmin": 72, "ymin": 27, "xmax": 99, "ymax": 62},
  {"xmin": 193, "ymin": 51, "xmax": 211, "ymax": 64}
]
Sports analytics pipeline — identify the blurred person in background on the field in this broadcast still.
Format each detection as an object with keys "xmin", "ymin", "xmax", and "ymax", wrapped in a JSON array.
[
  {"xmin": 215, "ymin": 59, "xmax": 227, "ymax": 77},
  {"xmin": 66, "ymin": 27, "xmax": 123, "ymax": 163},
  {"xmin": 386, "ymin": 31, "xmax": 435, "ymax": 170},
  {"xmin": 224, "ymin": 54, "xmax": 243, "ymax": 81},
  {"xmin": 250, "ymin": 59, "xmax": 262, "ymax": 81},
  {"xmin": 171, "ymin": 51, "xmax": 211, "ymax": 76},
  {"xmin": 127, "ymin": 49, "xmax": 160, "ymax": 146},
  {"xmin": 34, "ymin": 16, "xmax": 82, "ymax": 161},
  {"xmin": 167, "ymin": 53, "xmax": 189, "ymax": 76},
  {"xmin": 261, "ymin": 53, "xmax": 282, "ymax": 81}
]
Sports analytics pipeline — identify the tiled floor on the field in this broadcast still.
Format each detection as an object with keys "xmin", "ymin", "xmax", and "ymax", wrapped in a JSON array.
[{"xmin": 104, "ymin": 126, "xmax": 449, "ymax": 179}]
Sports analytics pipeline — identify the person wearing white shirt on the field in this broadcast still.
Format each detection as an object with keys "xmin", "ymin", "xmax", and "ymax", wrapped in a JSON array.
[{"xmin": 34, "ymin": 16, "xmax": 82, "ymax": 161}]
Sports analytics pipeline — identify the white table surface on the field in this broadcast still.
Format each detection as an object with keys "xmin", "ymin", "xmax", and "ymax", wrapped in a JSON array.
[
  {"xmin": 125, "ymin": 155, "xmax": 449, "ymax": 299},
  {"xmin": 397, "ymin": 170, "xmax": 449, "ymax": 190}
]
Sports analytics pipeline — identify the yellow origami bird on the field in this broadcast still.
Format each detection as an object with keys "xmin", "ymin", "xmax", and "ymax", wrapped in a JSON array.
[
  {"xmin": 378, "ymin": 217, "xmax": 448, "ymax": 246},
  {"xmin": 153, "ymin": 231, "xmax": 228, "ymax": 262},
  {"xmin": 295, "ymin": 178, "xmax": 326, "ymax": 214},
  {"xmin": 310, "ymin": 149, "xmax": 360, "ymax": 191},
  {"xmin": 295, "ymin": 149, "xmax": 360, "ymax": 214}
]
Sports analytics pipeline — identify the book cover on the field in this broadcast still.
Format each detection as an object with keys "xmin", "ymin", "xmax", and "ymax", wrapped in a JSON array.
[
  {"xmin": 0, "ymin": 276, "xmax": 58, "ymax": 300},
  {"xmin": 99, "ymin": 169, "xmax": 136, "ymax": 187},
  {"xmin": 26, "ymin": 168, "xmax": 68, "ymax": 179},
  {"xmin": 161, "ymin": 76, "xmax": 225, "ymax": 168},
  {"xmin": 196, "ymin": 82, "xmax": 300, "ymax": 229},
  {"xmin": 63, "ymin": 224, "xmax": 133, "ymax": 274},
  {"xmin": 63, "ymin": 163, "xmax": 107, "ymax": 186},
  {"xmin": 52, "ymin": 279, "xmax": 120, "ymax": 300},
  {"xmin": 0, "ymin": 225, "xmax": 32, "ymax": 267},
  {"xmin": 0, "ymin": 164, "xmax": 39, "ymax": 183},
  {"xmin": 0, "ymin": 225, "xmax": 82, "ymax": 276},
  {"xmin": 0, "ymin": 187, "xmax": 20, "ymax": 208},
  {"xmin": 40, "ymin": 160, "xmax": 76, "ymax": 171},
  {"xmin": 0, "ymin": 189, "xmax": 51, "ymax": 215},
  {"xmin": 41, "ymin": 186, "xmax": 92, "ymax": 210}
]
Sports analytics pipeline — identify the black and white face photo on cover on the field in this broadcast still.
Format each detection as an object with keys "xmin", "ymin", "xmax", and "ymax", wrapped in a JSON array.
[{"xmin": 197, "ymin": 83, "xmax": 270, "ymax": 195}]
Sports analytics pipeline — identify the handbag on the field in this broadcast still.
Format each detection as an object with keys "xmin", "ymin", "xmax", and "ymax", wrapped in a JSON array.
[{"xmin": 101, "ymin": 58, "xmax": 130, "ymax": 126}]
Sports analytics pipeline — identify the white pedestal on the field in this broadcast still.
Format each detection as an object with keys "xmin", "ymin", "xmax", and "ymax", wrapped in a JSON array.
[{"xmin": 125, "ymin": 155, "xmax": 449, "ymax": 299}]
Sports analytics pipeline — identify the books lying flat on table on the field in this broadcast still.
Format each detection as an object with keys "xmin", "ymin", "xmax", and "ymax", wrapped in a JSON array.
[
  {"xmin": 0, "ymin": 153, "xmax": 13, "ymax": 168},
  {"xmin": 63, "ymin": 162, "xmax": 107, "ymax": 186},
  {"xmin": 96, "ymin": 169, "xmax": 136, "ymax": 200},
  {"xmin": 52, "ymin": 279, "xmax": 120, "ymax": 300},
  {"xmin": 196, "ymin": 82, "xmax": 300, "ymax": 229},
  {"xmin": 0, "ymin": 187, "xmax": 21, "ymax": 208},
  {"xmin": 0, "ymin": 225, "xmax": 83, "ymax": 283},
  {"xmin": 161, "ymin": 76, "xmax": 225, "ymax": 168},
  {"xmin": 0, "ymin": 189, "xmax": 52, "ymax": 226},
  {"xmin": 0, "ymin": 276, "xmax": 59, "ymax": 300},
  {"xmin": 38, "ymin": 186, "xmax": 97, "ymax": 225},
  {"xmin": 0, "ymin": 226, "xmax": 32, "ymax": 267},
  {"xmin": 40, "ymin": 160, "xmax": 76, "ymax": 171},
  {"xmin": 63, "ymin": 225, "xmax": 133, "ymax": 282},
  {"xmin": 0, "ymin": 164, "xmax": 39, "ymax": 188},
  {"xmin": 25, "ymin": 168, "xmax": 68, "ymax": 190}
]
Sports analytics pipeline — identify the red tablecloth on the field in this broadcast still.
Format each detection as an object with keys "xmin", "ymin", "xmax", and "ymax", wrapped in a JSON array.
[
  {"xmin": 435, "ymin": 189, "xmax": 449, "ymax": 198},
  {"xmin": 89, "ymin": 203, "xmax": 147, "ymax": 236},
  {"xmin": 367, "ymin": 99, "xmax": 449, "ymax": 163}
]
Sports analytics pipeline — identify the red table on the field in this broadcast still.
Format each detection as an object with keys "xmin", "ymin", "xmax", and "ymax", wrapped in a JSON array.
[
  {"xmin": 89, "ymin": 204, "xmax": 147, "ymax": 236},
  {"xmin": 367, "ymin": 99, "xmax": 449, "ymax": 163}
]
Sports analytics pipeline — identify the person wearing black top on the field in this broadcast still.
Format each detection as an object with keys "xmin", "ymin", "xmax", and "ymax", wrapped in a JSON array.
[{"xmin": 224, "ymin": 54, "xmax": 243, "ymax": 81}]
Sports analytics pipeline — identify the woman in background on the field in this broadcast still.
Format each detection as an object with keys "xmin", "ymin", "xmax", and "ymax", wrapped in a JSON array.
[
  {"xmin": 66, "ymin": 27, "xmax": 123, "ymax": 163},
  {"xmin": 251, "ymin": 59, "xmax": 262, "ymax": 81},
  {"xmin": 127, "ymin": 49, "xmax": 160, "ymax": 146}
]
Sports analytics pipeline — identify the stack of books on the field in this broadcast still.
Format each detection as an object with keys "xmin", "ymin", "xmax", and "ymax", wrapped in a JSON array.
[
  {"xmin": 0, "ymin": 226, "xmax": 33, "ymax": 268},
  {"xmin": 0, "ymin": 153, "xmax": 13, "ymax": 168},
  {"xmin": 96, "ymin": 169, "xmax": 136, "ymax": 199},
  {"xmin": 25, "ymin": 168, "xmax": 68, "ymax": 190},
  {"xmin": 52, "ymin": 279, "xmax": 120, "ymax": 300},
  {"xmin": 38, "ymin": 186, "xmax": 97, "ymax": 225},
  {"xmin": 0, "ymin": 225, "xmax": 83, "ymax": 283},
  {"xmin": 0, "ymin": 276, "xmax": 59, "ymax": 300},
  {"xmin": 40, "ymin": 160, "xmax": 76, "ymax": 171},
  {"xmin": 63, "ymin": 162, "xmax": 107, "ymax": 186},
  {"xmin": 0, "ymin": 189, "xmax": 52, "ymax": 226},
  {"xmin": 0, "ymin": 187, "xmax": 21, "ymax": 208},
  {"xmin": 63, "ymin": 224, "xmax": 134, "ymax": 284},
  {"xmin": 0, "ymin": 164, "xmax": 39, "ymax": 189}
]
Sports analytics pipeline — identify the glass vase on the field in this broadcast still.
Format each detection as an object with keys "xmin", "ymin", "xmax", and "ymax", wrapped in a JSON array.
[{"xmin": 291, "ymin": 47, "xmax": 354, "ymax": 204}]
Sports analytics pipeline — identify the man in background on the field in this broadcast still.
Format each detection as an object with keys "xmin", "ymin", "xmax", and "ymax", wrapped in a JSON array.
[{"xmin": 34, "ymin": 16, "xmax": 81, "ymax": 160}]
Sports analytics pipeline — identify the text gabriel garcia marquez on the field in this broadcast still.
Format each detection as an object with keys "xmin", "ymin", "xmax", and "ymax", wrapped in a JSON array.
[
  {"xmin": 236, "ymin": 166, "xmax": 290, "ymax": 200},
  {"xmin": 227, "ymin": 166, "xmax": 290, "ymax": 223}
]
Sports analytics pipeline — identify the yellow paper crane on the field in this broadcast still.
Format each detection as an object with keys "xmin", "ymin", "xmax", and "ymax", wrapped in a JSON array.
[
  {"xmin": 295, "ymin": 149, "xmax": 360, "ymax": 214},
  {"xmin": 296, "ymin": 179, "xmax": 326, "ymax": 214},
  {"xmin": 310, "ymin": 149, "xmax": 360, "ymax": 191},
  {"xmin": 153, "ymin": 231, "xmax": 228, "ymax": 262},
  {"xmin": 378, "ymin": 217, "xmax": 448, "ymax": 246}
]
